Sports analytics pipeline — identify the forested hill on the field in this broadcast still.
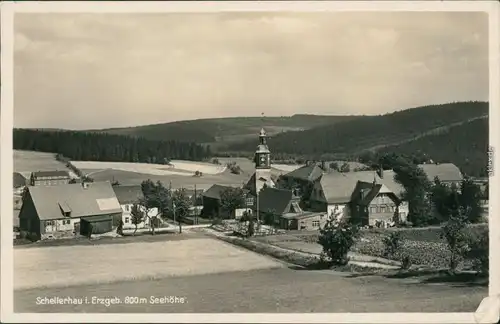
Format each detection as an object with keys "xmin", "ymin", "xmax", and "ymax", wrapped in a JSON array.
[
  {"xmin": 375, "ymin": 117, "xmax": 489, "ymax": 177},
  {"xmin": 13, "ymin": 129, "xmax": 212, "ymax": 163},
  {"xmin": 226, "ymin": 101, "xmax": 488, "ymax": 155},
  {"xmin": 89, "ymin": 114, "xmax": 362, "ymax": 144}
]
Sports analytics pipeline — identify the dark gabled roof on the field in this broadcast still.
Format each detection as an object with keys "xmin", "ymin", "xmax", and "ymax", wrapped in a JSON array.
[
  {"xmin": 202, "ymin": 184, "xmax": 246, "ymax": 200},
  {"xmin": 112, "ymin": 185, "xmax": 144, "ymax": 204},
  {"xmin": 418, "ymin": 163, "xmax": 463, "ymax": 182},
  {"xmin": 32, "ymin": 170, "xmax": 70, "ymax": 179},
  {"xmin": 25, "ymin": 182, "xmax": 122, "ymax": 221},
  {"xmin": 257, "ymin": 187, "xmax": 294, "ymax": 215},
  {"xmin": 13, "ymin": 172, "xmax": 28, "ymax": 188},
  {"xmin": 351, "ymin": 181, "xmax": 401, "ymax": 206},
  {"xmin": 283, "ymin": 164, "xmax": 324, "ymax": 182}
]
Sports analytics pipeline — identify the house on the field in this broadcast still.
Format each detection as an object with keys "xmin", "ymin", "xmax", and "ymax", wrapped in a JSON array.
[
  {"xmin": 418, "ymin": 163, "xmax": 463, "ymax": 187},
  {"xmin": 13, "ymin": 172, "xmax": 29, "ymax": 188},
  {"xmin": 308, "ymin": 171, "xmax": 408, "ymax": 224},
  {"xmin": 350, "ymin": 180, "xmax": 407, "ymax": 226},
  {"xmin": 276, "ymin": 164, "xmax": 324, "ymax": 198},
  {"xmin": 201, "ymin": 184, "xmax": 253, "ymax": 219},
  {"xmin": 257, "ymin": 187, "xmax": 327, "ymax": 231},
  {"xmin": 30, "ymin": 170, "xmax": 71, "ymax": 186},
  {"xmin": 112, "ymin": 185, "xmax": 160, "ymax": 230},
  {"xmin": 18, "ymin": 181, "xmax": 122, "ymax": 240},
  {"xmin": 175, "ymin": 188, "xmax": 205, "ymax": 217}
]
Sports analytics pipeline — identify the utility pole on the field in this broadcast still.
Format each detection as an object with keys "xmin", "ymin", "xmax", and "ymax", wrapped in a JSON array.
[{"xmin": 194, "ymin": 184, "xmax": 198, "ymax": 225}]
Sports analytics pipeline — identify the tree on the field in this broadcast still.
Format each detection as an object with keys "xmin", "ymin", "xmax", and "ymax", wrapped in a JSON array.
[
  {"xmin": 130, "ymin": 203, "xmax": 145, "ymax": 235},
  {"xmin": 430, "ymin": 177, "xmax": 452, "ymax": 222},
  {"xmin": 329, "ymin": 162, "xmax": 340, "ymax": 171},
  {"xmin": 317, "ymin": 217, "xmax": 360, "ymax": 265},
  {"xmin": 116, "ymin": 219, "xmax": 124, "ymax": 236},
  {"xmin": 172, "ymin": 188, "xmax": 192, "ymax": 234},
  {"xmin": 340, "ymin": 162, "xmax": 350, "ymax": 173},
  {"xmin": 140, "ymin": 179, "xmax": 170, "ymax": 235},
  {"xmin": 219, "ymin": 187, "xmax": 245, "ymax": 219},
  {"xmin": 459, "ymin": 177, "xmax": 482, "ymax": 223},
  {"xmin": 440, "ymin": 194, "xmax": 470, "ymax": 273},
  {"xmin": 393, "ymin": 161, "xmax": 433, "ymax": 226}
]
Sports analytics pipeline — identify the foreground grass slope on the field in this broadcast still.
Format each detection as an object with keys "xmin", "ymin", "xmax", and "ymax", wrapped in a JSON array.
[{"xmin": 90, "ymin": 114, "xmax": 362, "ymax": 144}]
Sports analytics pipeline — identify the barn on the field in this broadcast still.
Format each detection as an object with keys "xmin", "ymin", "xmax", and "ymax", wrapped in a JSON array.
[{"xmin": 18, "ymin": 181, "xmax": 122, "ymax": 240}]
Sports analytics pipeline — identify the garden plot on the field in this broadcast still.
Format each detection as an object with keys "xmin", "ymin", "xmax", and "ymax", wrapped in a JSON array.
[{"xmin": 14, "ymin": 237, "xmax": 284, "ymax": 290}]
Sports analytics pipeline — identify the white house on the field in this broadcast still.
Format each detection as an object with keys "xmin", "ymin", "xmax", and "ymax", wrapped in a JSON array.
[
  {"xmin": 113, "ymin": 185, "xmax": 161, "ymax": 229},
  {"xmin": 309, "ymin": 171, "xmax": 409, "ymax": 225}
]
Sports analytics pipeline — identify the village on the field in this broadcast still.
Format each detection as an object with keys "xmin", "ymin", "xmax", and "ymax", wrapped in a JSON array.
[{"xmin": 13, "ymin": 128, "xmax": 488, "ymax": 243}]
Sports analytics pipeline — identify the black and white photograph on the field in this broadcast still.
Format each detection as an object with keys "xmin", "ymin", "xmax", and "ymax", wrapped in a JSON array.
[{"xmin": 1, "ymin": 1, "xmax": 499, "ymax": 322}]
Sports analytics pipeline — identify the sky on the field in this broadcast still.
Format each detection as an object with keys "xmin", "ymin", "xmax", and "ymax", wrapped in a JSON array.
[{"xmin": 14, "ymin": 11, "xmax": 489, "ymax": 130}]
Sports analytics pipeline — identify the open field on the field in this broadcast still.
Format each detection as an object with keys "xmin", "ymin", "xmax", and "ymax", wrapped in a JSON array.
[
  {"xmin": 72, "ymin": 160, "xmax": 226, "ymax": 176},
  {"xmin": 85, "ymin": 168, "xmax": 248, "ymax": 189},
  {"xmin": 14, "ymin": 150, "xmax": 68, "ymax": 172},
  {"xmin": 14, "ymin": 237, "xmax": 284, "ymax": 291},
  {"xmin": 15, "ymin": 266, "xmax": 485, "ymax": 313}
]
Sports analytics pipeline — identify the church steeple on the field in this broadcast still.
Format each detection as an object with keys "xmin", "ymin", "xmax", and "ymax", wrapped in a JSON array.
[{"xmin": 255, "ymin": 128, "xmax": 271, "ymax": 169}]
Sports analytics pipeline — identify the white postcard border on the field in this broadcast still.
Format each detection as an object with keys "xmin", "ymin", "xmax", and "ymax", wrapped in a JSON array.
[{"xmin": 1, "ymin": 1, "xmax": 499, "ymax": 323}]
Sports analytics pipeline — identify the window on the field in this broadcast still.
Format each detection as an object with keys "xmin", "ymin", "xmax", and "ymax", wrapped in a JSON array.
[
  {"xmin": 380, "ymin": 206, "xmax": 386, "ymax": 213},
  {"xmin": 62, "ymin": 219, "xmax": 70, "ymax": 225},
  {"xmin": 246, "ymin": 197, "xmax": 254, "ymax": 206},
  {"xmin": 370, "ymin": 207, "xmax": 376, "ymax": 214},
  {"xmin": 125, "ymin": 217, "xmax": 130, "ymax": 224},
  {"xmin": 125, "ymin": 204, "xmax": 130, "ymax": 212},
  {"xmin": 46, "ymin": 220, "xmax": 53, "ymax": 226},
  {"xmin": 312, "ymin": 220, "xmax": 320, "ymax": 227}
]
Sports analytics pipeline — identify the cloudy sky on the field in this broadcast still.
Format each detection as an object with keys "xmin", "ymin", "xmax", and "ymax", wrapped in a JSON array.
[{"xmin": 14, "ymin": 12, "xmax": 488, "ymax": 130}]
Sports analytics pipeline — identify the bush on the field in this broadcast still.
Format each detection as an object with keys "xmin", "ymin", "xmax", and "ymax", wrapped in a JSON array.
[
  {"xmin": 382, "ymin": 232, "xmax": 402, "ymax": 258},
  {"xmin": 401, "ymin": 255, "xmax": 412, "ymax": 270},
  {"xmin": 464, "ymin": 233, "xmax": 489, "ymax": 274},
  {"xmin": 317, "ymin": 218, "xmax": 360, "ymax": 265},
  {"xmin": 226, "ymin": 162, "xmax": 242, "ymax": 175}
]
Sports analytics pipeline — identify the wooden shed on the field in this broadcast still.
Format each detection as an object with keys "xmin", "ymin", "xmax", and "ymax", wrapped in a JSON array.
[{"xmin": 80, "ymin": 215, "xmax": 113, "ymax": 236}]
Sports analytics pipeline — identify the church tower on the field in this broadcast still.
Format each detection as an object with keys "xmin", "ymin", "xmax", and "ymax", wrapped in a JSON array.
[{"xmin": 253, "ymin": 128, "xmax": 272, "ymax": 194}]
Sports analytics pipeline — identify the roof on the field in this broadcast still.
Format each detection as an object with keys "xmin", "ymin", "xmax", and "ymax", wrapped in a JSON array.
[
  {"xmin": 26, "ymin": 181, "xmax": 122, "ymax": 221},
  {"xmin": 113, "ymin": 185, "xmax": 144, "ymax": 204},
  {"xmin": 32, "ymin": 170, "xmax": 70, "ymax": 179},
  {"xmin": 376, "ymin": 170, "xmax": 405, "ymax": 198},
  {"xmin": 202, "ymin": 184, "xmax": 246, "ymax": 200},
  {"xmin": 418, "ymin": 163, "xmax": 463, "ymax": 183},
  {"xmin": 283, "ymin": 164, "xmax": 324, "ymax": 182},
  {"xmin": 281, "ymin": 211, "xmax": 325, "ymax": 220},
  {"xmin": 257, "ymin": 187, "xmax": 294, "ymax": 215},
  {"xmin": 81, "ymin": 214, "xmax": 113, "ymax": 222},
  {"xmin": 244, "ymin": 172, "xmax": 276, "ymax": 195},
  {"xmin": 13, "ymin": 172, "xmax": 28, "ymax": 188},
  {"xmin": 319, "ymin": 171, "xmax": 381, "ymax": 204}
]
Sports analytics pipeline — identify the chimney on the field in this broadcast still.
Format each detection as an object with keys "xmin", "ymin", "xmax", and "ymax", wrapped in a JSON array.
[{"xmin": 376, "ymin": 167, "xmax": 384, "ymax": 179}]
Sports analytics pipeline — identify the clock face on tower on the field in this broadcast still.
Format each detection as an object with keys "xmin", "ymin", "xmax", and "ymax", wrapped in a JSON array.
[{"xmin": 258, "ymin": 154, "xmax": 269, "ymax": 167}]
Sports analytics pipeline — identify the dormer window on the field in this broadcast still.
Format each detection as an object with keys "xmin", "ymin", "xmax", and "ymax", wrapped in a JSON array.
[{"xmin": 58, "ymin": 201, "xmax": 72, "ymax": 217}]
